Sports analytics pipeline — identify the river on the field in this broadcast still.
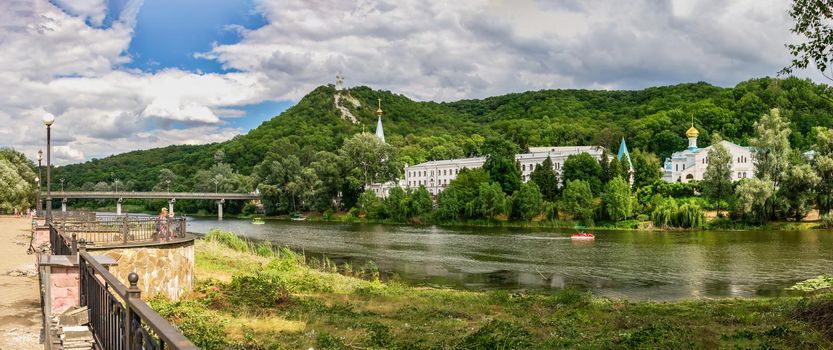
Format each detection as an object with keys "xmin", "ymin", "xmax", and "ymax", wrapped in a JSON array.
[{"xmin": 185, "ymin": 217, "xmax": 833, "ymax": 301}]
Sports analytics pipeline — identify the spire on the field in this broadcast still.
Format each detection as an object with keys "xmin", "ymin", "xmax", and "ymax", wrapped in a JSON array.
[
  {"xmin": 617, "ymin": 137, "xmax": 633, "ymax": 170},
  {"xmin": 686, "ymin": 116, "xmax": 699, "ymax": 150},
  {"xmin": 375, "ymin": 98, "xmax": 385, "ymax": 143}
]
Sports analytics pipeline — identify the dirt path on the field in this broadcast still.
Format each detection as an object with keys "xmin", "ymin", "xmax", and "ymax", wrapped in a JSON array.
[{"xmin": 0, "ymin": 216, "xmax": 41, "ymax": 350}]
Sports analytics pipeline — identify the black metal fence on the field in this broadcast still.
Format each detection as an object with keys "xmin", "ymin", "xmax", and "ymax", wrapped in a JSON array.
[
  {"xmin": 79, "ymin": 248, "xmax": 197, "ymax": 350},
  {"xmin": 49, "ymin": 224, "xmax": 74, "ymax": 255},
  {"xmin": 55, "ymin": 216, "xmax": 187, "ymax": 245}
]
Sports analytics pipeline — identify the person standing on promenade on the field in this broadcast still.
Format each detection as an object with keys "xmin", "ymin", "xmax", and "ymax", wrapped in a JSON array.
[{"xmin": 156, "ymin": 208, "xmax": 169, "ymax": 241}]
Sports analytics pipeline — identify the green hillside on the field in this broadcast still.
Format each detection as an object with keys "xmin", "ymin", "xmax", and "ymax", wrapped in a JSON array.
[{"xmin": 54, "ymin": 77, "xmax": 833, "ymax": 194}]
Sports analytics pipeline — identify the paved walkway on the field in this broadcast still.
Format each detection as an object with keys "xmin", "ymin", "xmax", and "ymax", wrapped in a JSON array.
[{"xmin": 0, "ymin": 216, "xmax": 41, "ymax": 350}]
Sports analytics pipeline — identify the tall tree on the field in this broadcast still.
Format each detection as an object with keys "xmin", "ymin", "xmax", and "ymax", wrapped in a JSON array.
[
  {"xmin": 631, "ymin": 149, "xmax": 662, "ymax": 189},
  {"xmin": 483, "ymin": 154, "xmax": 521, "ymax": 195},
  {"xmin": 701, "ymin": 136, "xmax": 733, "ymax": 217},
  {"xmin": 751, "ymin": 108, "xmax": 792, "ymax": 185},
  {"xmin": 562, "ymin": 179, "xmax": 595, "ymax": 225},
  {"xmin": 529, "ymin": 156, "xmax": 559, "ymax": 201},
  {"xmin": 814, "ymin": 127, "xmax": 833, "ymax": 215},
  {"xmin": 562, "ymin": 153, "xmax": 603, "ymax": 195},
  {"xmin": 408, "ymin": 186, "xmax": 434, "ymax": 219},
  {"xmin": 780, "ymin": 163, "xmax": 820, "ymax": 221},
  {"xmin": 734, "ymin": 178, "xmax": 776, "ymax": 224},
  {"xmin": 511, "ymin": 182, "xmax": 544, "ymax": 221},
  {"xmin": 473, "ymin": 182, "xmax": 508, "ymax": 219},
  {"xmin": 339, "ymin": 133, "xmax": 401, "ymax": 185},
  {"xmin": 602, "ymin": 176, "xmax": 632, "ymax": 221}
]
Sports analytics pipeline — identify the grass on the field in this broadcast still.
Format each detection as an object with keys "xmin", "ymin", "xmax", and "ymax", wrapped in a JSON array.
[{"xmin": 152, "ymin": 231, "xmax": 833, "ymax": 349}]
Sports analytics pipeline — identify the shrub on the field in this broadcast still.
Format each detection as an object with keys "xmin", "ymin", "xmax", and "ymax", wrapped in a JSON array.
[
  {"xmin": 651, "ymin": 198, "xmax": 704, "ymax": 229},
  {"xmin": 224, "ymin": 272, "xmax": 290, "ymax": 308},
  {"xmin": 150, "ymin": 299, "xmax": 229, "ymax": 349},
  {"xmin": 204, "ymin": 229, "xmax": 249, "ymax": 252},
  {"xmin": 822, "ymin": 214, "xmax": 833, "ymax": 229}
]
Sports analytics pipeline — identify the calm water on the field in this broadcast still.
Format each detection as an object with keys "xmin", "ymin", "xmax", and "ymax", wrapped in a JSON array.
[{"xmin": 185, "ymin": 217, "xmax": 833, "ymax": 300}]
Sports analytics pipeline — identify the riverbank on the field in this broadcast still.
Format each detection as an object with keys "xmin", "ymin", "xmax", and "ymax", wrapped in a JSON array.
[
  {"xmin": 151, "ymin": 231, "xmax": 833, "ymax": 349},
  {"xmin": 0, "ymin": 216, "xmax": 42, "ymax": 350}
]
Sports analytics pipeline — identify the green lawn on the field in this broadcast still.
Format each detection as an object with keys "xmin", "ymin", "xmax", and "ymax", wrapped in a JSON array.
[{"xmin": 151, "ymin": 233, "xmax": 833, "ymax": 349}]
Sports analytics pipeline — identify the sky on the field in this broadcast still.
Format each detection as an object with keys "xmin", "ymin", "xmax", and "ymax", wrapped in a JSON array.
[{"xmin": 0, "ymin": 0, "xmax": 821, "ymax": 164}]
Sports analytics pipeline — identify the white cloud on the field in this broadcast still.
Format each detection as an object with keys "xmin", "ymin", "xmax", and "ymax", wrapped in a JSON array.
[{"xmin": 0, "ymin": 0, "xmax": 824, "ymax": 166}]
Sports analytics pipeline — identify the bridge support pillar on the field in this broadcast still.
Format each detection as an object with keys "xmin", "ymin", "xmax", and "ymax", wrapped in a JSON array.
[
  {"xmin": 116, "ymin": 198, "xmax": 123, "ymax": 215},
  {"xmin": 217, "ymin": 199, "xmax": 224, "ymax": 221},
  {"xmin": 168, "ymin": 198, "xmax": 176, "ymax": 216},
  {"xmin": 61, "ymin": 198, "xmax": 67, "ymax": 212}
]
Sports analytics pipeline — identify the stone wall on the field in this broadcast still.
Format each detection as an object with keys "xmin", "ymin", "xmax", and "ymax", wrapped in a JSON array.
[
  {"xmin": 89, "ymin": 239, "xmax": 194, "ymax": 300},
  {"xmin": 48, "ymin": 266, "xmax": 80, "ymax": 315}
]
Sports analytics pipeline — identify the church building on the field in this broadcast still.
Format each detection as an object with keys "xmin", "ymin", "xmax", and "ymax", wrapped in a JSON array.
[{"xmin": 661, "ymin": 124, "xmax": 755, "ymax": 183}]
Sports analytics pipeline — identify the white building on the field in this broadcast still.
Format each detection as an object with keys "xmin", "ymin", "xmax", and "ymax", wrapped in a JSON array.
[
  {"xmin": 662, "ymin": 125, "xmax": 755, "ymax": 183},
  {"xmin": 404, "ymin": 146, "xmax": 610, "ymax": 195}
]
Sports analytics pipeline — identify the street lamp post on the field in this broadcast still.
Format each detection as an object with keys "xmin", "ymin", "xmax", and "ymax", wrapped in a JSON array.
[
  {"xmin": 214, "ymin": 179, "xmax": 219, "ymax": 193},
  {"xmin": 34, "ymin": 177, "xmax": 40, "ymax": 217},
  {"xmin": 60, "ymin": 178, "xmax": 65, "ymax": 192},
  {"xmin": 37, "ymin": 150, "xmax": 42, "ymax": 216},
  {"xmin": 43, "ymin": 113, "xmax": 55, "ymax": 223},
  {"xmin": 165, "ymin": 179, "xmax": 171, "ymax": 193}
]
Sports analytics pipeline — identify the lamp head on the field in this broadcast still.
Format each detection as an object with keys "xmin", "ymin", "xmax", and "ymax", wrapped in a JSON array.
[
  {"xmin": 35, "ymin": 177, "xmax": 39, "ymax": 183},
  {"xmin": 37, "ymin": 149, "xmax": 42, "ymax": 161},
  {"xmin": 42, "ymin": 113, "xmax": 55, "ymax": 126}
]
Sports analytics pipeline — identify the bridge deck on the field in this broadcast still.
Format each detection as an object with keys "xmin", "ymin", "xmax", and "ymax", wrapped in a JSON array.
[{"xmin": 52, "ymin": 191, "xmax": 259, "ymax": 200}]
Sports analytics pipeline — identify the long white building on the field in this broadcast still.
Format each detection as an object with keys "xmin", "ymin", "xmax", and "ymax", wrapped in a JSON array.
[
  {"xmin": 662, "ymin": 125, "xmax": 755, "ymax": 183},
  {"xmin": 405, "ymin": 146, "xmax": 609, "ymax": 195}
]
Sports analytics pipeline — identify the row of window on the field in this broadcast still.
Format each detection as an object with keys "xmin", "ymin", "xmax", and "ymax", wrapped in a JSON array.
[
  {"xmin": 520, "ymin": 162, "xmax": 561, "ymax": 172},
  {"xmin": 408, "ymin": 179, "xmax": 450, "ymax": 187},
  {"xmin": 407, "ymin": 168, "xmax": 461, "ymax": 178},
  {"xmin": 737, "ymin": 172, "xmax": 748, "ymax": 179}
]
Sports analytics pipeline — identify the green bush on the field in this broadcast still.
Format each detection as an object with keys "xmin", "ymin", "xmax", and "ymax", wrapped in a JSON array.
[
  {"xmin": 651, "ymin": 198, "xmax": 704, "ymax": 229},
  {"xmin": 822, "ymin": 214, "xmax": 833, "ymax": 229},
  {"xmin": 204, "ymin": 229, "xmax": 250, "ymax": 252},
  {"xmin": 224, "ymin": 272, "xmax": 290, "ymax": 308},
  {"xmin": 150, "ymin": 299, "xmax": 229, "ymax": 349}
]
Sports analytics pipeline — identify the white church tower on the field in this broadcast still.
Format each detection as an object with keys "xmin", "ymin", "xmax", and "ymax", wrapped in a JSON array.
[{"xmin": 375, "ymin": 98, "xmax": 385, "ymax": 143}]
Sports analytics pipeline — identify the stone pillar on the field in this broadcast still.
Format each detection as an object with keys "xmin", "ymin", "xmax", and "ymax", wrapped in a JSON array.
[
  {"xmin": 217, "ymin": 199, "xmax": 224, "ymax": 221},
  {"xmin": 61, "ymin": 198, "xmax": 67, "ymax": 212},
  {"xmin": 116, "ymin": 198, "xmax": 123, "ymax": 215},
  {"xmin": 168, "ymin": 198, "xmax": 175, "ymax": 216}
]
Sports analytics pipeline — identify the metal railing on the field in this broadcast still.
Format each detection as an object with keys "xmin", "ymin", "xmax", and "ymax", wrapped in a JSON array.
[
  {"xmin": 52, "ymin": 210, "xmax": 97, "ymax": 221},
  {"xmin": 79, "ymin": 247, "xmax": 198, "ymax": 350},
  {"xmin": 56, "ymin": 216, "xmax": 187, "ymax": 245},
  {"xmin": 49, "ymin": 224, "xmax": 75, "ymax": 255}
]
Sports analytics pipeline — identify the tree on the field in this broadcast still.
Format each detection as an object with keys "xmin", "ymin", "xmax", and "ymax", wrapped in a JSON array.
[
  {"xmin": 483, "ymin": 154, "xmax": 521, "ymax": 195},
  {"xmin": 751, "ymin": 108, "xmax": 792, "ymax": 185},
  {"xmin": 562, "ymin": 153, "xmax": 603, "ymax": 195},
  {"xmin": 384, "ymin": 187, "xmax": 409, "ymax": 220},
  {"xmin": 529, "ymin": 156, "xmax": 559, "ymax": 201},
  {"xmin": 472, "ymin": 182, "xmax": 508, "ymax": 219},
  {"xmin": 436, "ymin": 168, "xmax": 490, "ymax": 219},
  {"xmin": 357, "ymin": 189, "xmax": 383, "ymax": 219},
  {"xmin": 286, "ymin": 168, "xmax": 321, "ymax": 211},
  {"xmin": 600, "ymin": 149, "xmax": 613, "ymax": 183},
  {"xmin": 0, "ymin": 158, "xmax": 31, "ymax": 212},
  {"xmin": 562, "ymin": 180, "xmax": 595, "ymax": 225},
  {"xmin": 408, "ymin": 186, "xmax": 433, "ymax": 219},
  {"xmin": 152, "ymin": 168, "xmax": 177, "ymax": 192},
  {"xmin": 782, "ymin": 0, "xmax": 833, "ymax": 82},
  {"xmin": 631, "ymin": 149, "xmax": 662, "ymax": 189},
  {"xmin": 339, "ymin": 133, "xmax": 400, "ymax": 185},
  {"xmin": 701, "ymin": 136, "xmax": 733, "ymax": 217},
  {"xmin": 780, "ymin": 163, "xmax": 820, "ymax": 221},
  {"xmin": 734, "ymin": 178, "xmax": 776, "ymax": 223},
  {"xmin": 512, "ymin": 182, "xmax": 544, "ymax": 221},
  {"xmin": 814, "ymin": 127, "xmax": 833, "ymax": 215},
  {"xmin": 602, "ymin": 176, "xmax": 632, "ymax": 221}
]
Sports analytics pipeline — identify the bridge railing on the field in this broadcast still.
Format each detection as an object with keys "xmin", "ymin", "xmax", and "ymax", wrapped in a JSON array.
[
  {"xmin": 55, "ymin": 216, "xmax": 187, "ymax": 245},
  {"xmin": 79, "ymin": 247, "xmax": 198, "ymax": 350}
]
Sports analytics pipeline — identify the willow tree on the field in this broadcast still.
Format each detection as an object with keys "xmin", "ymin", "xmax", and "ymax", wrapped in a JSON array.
[
  {"xmin": 782, "ymin": 0, "xmax": 833, "ymax": 82},
  {"xmin": 702, "ymin": 135, "xmax": 733, "ymax": 217}
]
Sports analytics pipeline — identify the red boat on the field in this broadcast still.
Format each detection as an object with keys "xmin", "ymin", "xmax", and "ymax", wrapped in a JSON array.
[
  {"xmin": 570, "ymin": 226, "xmax": 595, "ymax": 240},
  {"xmin": 570, "ymin": 232, "xmax": 595, "ymax": 240}
]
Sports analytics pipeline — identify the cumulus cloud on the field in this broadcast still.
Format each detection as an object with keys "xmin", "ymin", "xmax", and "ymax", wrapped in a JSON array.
[
  {"xmin": 0, "ymin": 0, "xmax": 821, "ymax": 165},
  {"xmin": 203, "ymin": 0, "xmax": 806, "ymax": 101}
]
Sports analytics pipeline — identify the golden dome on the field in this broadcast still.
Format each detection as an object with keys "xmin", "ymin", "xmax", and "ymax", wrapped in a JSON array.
[
  {"xmin": 376, "ymin": 98, "xmax": 383, "ymax": 116},
  {"xmin": 686, "ymin": 125, "xmax": 699, "ymax": 138}
]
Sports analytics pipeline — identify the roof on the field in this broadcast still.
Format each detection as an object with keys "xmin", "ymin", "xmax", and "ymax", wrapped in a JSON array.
[
  {"xmin": 409, "ymin": 157, "xmax": 487, "ymax": 168},
  {"xmin": 617, "ymin": 138, "xmax": 633, "ymax": 169}
]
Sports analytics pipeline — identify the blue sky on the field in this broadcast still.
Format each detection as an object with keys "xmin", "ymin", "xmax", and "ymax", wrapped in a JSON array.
[{"xmin": 123, "ymin": 0, "xmax": 290, "ymax": 131}]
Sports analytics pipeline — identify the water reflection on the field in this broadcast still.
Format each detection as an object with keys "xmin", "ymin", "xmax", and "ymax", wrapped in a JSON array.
[{"xmin": 186, "ymin": 217, "xmax": 833, "ymax": 300}]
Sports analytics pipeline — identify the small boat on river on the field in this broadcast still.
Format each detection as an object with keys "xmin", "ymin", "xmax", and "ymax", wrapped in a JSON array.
[
  {"xmin": 252, "ymin": 217, "xmax": 265, "ymax": 225},
  {"xmin": 290, "ymin": 213, "xmax": 306, "ymax": 221},
  {"xmin": 570, "ymin": 226, "xmax": 595, "ymax": 240}
]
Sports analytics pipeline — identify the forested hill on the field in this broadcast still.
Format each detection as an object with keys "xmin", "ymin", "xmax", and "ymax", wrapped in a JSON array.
[{"xmin": 55, "ymin": 77, "xmax": 833, "ymax": 191}]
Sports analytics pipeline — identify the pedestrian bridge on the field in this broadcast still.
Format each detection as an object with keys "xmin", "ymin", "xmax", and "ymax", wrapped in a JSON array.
[{"xmin": 52, "ymin": 191, "xmax": 260, "ymax": 219}]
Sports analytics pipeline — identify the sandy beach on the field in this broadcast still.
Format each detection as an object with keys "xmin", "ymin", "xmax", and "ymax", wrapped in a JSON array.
[{"xmin": 0, "ymin": 216, "xmax": 41, "ymax": 350}]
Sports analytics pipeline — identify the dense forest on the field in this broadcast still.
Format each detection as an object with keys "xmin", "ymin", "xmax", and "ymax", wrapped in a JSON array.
[{"xmin": 50, "ymin": 77, "xmax": 833, "ymax": 218}]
